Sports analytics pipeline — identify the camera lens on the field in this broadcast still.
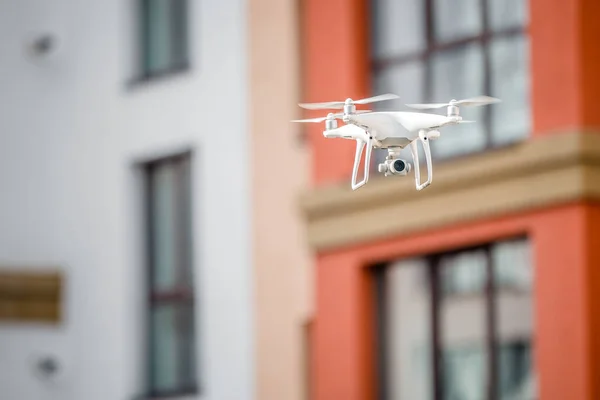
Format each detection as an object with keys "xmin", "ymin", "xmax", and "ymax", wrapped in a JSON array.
[{"xmin": 393, "ymin": 159, "xmax": 406, "ymax": 172}]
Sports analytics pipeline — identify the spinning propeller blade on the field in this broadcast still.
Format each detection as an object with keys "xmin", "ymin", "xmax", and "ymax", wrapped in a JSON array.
[
  {"xmin": 291, "ymin": 116, "xmax": 330, "ymax": 123},
  {"xmin": 405, "ymin": 102, "xmax": 448, "ymax": 110},
  {"xmin": 298, "ymin": 93, "xmax": 399, "ymax": 110},
  {"xmin": 297, "ymin": 101, "xmax": 345, "ymax": 110},
  {"xmin": 406, "ymin": 96, "xmax": 501, "ymax": 110},
  {"xmin": 290, "ymin": 110, "xmax": 372, "ymax": 123},
  {"xmin": 353, "ymin": 93, "xmax": 400, "ymax": 105}
]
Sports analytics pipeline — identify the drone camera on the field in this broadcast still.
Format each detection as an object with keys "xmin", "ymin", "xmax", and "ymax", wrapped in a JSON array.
[
  {"xmin": 392, "ymin": 159, "xmax": 409, "ymax": 174},
  {"xmin": 378, "ymin": 158, "xmax": 411, "ymax": 176}
]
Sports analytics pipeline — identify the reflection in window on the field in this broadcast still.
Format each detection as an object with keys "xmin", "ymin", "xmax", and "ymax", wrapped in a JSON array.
[
  {"xmin": 370, "ymin": 0, "xmax": 530, "ymax": 164},
  {"xmin": 490, "ymin": 35, "xmax": 531, "ymax": 146},
  {"xmin": 431, "ymin": 44, "xmax": 486, "ymax": 158},
  {"xmin": 434, "ymin": 0, "xmax": 482, "ymax": 43},
  {"xmin": 439, "ymin": 249, "xmax": 488, "ymax": 400},
  {"xmin": 488, "ymin": 0, "xmax": 529, "ymax": 31},
  {"xmin": 440, "ymin": 248, "xmax": 487, "ymax": 295},
  {"xmin": 497, "ymin": 341, "xmax": 535, "ymax": 400},
  {"xmin": 371, "ymin": 0, "xmax": 425, "ymax": 58},
  {"xmin": 380, "ymin": 258, "xmax": 433, "ymax": 400},
  {"xmin": 376, "ymin": 237, "xmax": 535, "ymax": 399},
  {"xmin": 443, "ymin": 345, "xmax": 487, "ymax": 400},
  {"xmin": 493, "ymin": 238, "xmax": 532, "ymax": 289}
]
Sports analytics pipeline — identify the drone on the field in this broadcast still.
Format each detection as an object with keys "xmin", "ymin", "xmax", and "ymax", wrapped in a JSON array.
[{"xmin": 291, "ymin": 93, "xmax": 500, "ymax": 191}]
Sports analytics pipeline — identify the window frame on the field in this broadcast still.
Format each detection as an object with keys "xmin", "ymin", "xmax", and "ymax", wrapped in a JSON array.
[
  {"xmin": 373, "ymin": 236, "xmax": 532, "ymax": 400},
  {"xmin": 136, "ymin": 0, "xmax": 190, "ymax": 82},
  {"xmin": 142, "ymin": 150, "xmax": 198, "ymax": 399},
  {"xmin": 370, "ymin": 0, "xmax": 528, "ymax": 160}
]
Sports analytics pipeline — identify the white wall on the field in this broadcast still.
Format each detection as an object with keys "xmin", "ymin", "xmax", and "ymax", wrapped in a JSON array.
[{"xmin": 0, "ymin": 1, "xmax": 253, "ymax": 400}]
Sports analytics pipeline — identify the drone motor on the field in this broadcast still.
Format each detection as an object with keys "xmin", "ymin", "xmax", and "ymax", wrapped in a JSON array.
[
  {"xmin": 447, "ymin": 103, "xmax": 460, "ymax": 118},
  {"xmin": 325, "ymin": 114, "xmax": 338, "ymax": 130}
]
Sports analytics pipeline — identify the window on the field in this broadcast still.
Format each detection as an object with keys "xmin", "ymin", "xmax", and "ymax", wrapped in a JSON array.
[
  {"xmin": 374, "ymin": 238, "xmax": 535, "ymax": 400},
  {"xmin": 143, "ymin": 152, "xmax": 197, "ymax": 397},
  {"xmin": 370, "ymin": 0, "xmax": 530, "ymax": 163},
  {"xmin": 138, "ymin": 0, "xmax": 189, "ymax": 79}
]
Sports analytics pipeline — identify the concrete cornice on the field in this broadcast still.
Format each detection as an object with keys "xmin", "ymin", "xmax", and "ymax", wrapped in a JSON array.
[{"xmin": 299, "ymin": 132, "xmax": 600, "ymax": 251}]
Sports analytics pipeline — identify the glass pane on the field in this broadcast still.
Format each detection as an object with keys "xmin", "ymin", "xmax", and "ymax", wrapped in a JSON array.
[
  {"xmin": 179, "ymin": 156, "xmax": 194, "ymax": 285},
  {"xmin": 150, "ymin": 303, "xmax": 196, "ymax": 393},
  {"xmin": 443, "ymin": 344, "xmax": 487, "ymax": 400},
  {"xmin": 384, "ymin": 258, "xmax": 433, "ymax": 400},
  {"xmin": 179, "ymin": 302, "xmax": 197, "ymax": 389},
  {"xmin": 439, "ymin": 249, "xmax": 488, "ymax": 400},
  {"xmin": 490, "ymin": 35, "xmax": 531, "ymax": 146},
  {"xmin": 488, "ymin": 0, "xmax": 528, "ymax": 31},
  {"xmin": 373, "ymin": 61, "xmax": 425, "ymax": 111},
  {"xmin": 440, "ymin": 250, "xmax": 487, "ymax": 295},
  {"xmin": 497, "ymin": 341, "xmax": 535, "ymax": 400},
  {"xmin": 171, "ymin": 0, "xmax": 188, "ymax": 66},
  {"xmin": 150, "ymin": 162, "xmax": 179, "ymax": 291},
  {"xmin": 493, "ymin": 239, "xmax": 536, "ymax": 400},
  {"xmin": 431, "ymin": 44, "xmax": 486, "ymax": 158},
  {"xmin": 493, "ymin": 239, "xmax": 532, "ymax": 289},
  {"xmin": 371, "ymin": 0, "xmax": 425, "ymax": 58},
  {"xmin": 145, "ymin": 0, "xmax": 174, "ymax": 74},
  {"xmin": 372, "ymin": 61, "xmax": 425, "ymax": 166},
  {"xmin": 434, "ymin": 0, "xmax": 482, "ymax": 43}
]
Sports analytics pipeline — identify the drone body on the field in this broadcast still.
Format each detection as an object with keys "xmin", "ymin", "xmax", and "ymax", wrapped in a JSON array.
[{"xmin": 292, "ymin": 94, "xmax": 500, "ymax": 191}]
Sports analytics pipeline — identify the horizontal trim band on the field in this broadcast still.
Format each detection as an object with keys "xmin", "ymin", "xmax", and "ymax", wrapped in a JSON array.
[{"xmin": 300, "ymin": 132, "xmax": 600, "ymax": 251}]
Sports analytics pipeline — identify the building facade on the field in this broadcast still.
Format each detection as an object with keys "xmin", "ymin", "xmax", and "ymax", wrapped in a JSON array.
[
  {"xmin": 0, "ymin": 1, "xmax": 254, "ymax": 400},
  {"xmin": 249, "ymin": 1, "xmax": 313, "ymax": 400},
  {"xmin": 299, "ymin": 0, "xmax": 600, "ymax": 399}
]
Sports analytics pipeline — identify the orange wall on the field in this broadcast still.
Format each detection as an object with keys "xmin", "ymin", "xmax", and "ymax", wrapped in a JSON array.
[
  {"xmin": 312, "ymin": 202, "xmax": 600, "ymax": 400},
  {"xmin": 529, "ymin": 0, "xmax": 600, "ymax": 133},
  {"xmin": 302, "ymin": 0, "xmax": 600, "ymax": 399},
  {"xmin": 302, "ymin": 0, "xmax": 369, "ymax": 186},
  {"xmin": 586, "ymin": 206, "xmax": 600, "ymax": 396}
]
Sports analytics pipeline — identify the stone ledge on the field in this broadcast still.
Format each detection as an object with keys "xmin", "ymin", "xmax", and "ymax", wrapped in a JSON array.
[{"xmin": 299, "ymin": 132, "xmax": 600, "ymax": 251}]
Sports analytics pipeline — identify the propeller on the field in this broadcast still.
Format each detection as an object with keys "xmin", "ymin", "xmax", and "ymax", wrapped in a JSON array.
[
  {"xmin": 291, "ymin": 110, "xmax": 372, "ymax": 123},
  {"xmin": 291, "ymin": 116, "xmax": 333, "ymax": 123},
  {"xmin": 298, "ymin": 93, "xmax": 399, "ymax": 110},
  {"xmin": 406, "ymin": 96, "xmax": 501, "ymax": 110}
]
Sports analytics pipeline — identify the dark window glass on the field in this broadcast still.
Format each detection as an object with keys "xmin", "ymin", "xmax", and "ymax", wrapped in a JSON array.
[
  {"xmin": 139, "ymin": 0, "xmax": 189, "ymax": 78},
  {"xmin": 144, "ymin": 152, "xmax": 197, "ymax": 397}
]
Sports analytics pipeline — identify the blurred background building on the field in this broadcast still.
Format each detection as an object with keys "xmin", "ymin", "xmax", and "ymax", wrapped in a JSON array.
[
  {"xmin": 0, "ymin": 1, "xmax": 253, "ymax": 400},
  {"xmin": 298, "ymin": 0, "xmax": 600, "ymax": 400},
  {"xmin": 2, "ymin": 0, "xmax": 600, "ymax": 400},
  {"xmin": 250, "ymin": 2, "xmax": 312, "ymax": 400}
]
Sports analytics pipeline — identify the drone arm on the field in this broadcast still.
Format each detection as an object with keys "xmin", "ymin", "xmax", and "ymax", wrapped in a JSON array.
[
  {"xmin": 350, "ymin": 137, "xmax": 372, "ymax": 190},
  {"xmin": 409, "ymin": 134, "xmax": 433, "ymax": 191}
]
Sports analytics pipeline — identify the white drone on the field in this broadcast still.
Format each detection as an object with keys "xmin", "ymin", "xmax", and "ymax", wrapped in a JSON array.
[{"xmin": 292, "ymin": 93, "xmax": 500, "ymax": 190}]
